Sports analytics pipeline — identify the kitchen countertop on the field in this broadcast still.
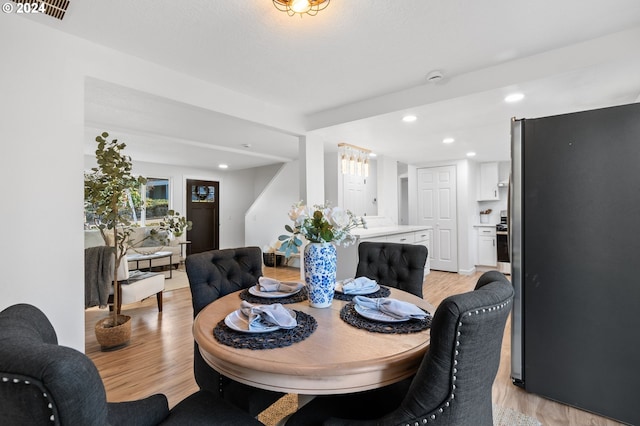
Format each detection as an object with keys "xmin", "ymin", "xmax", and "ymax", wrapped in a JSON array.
[{"xmin": 354, "ymin": 225, "xmax": 432, "ymax": 239}]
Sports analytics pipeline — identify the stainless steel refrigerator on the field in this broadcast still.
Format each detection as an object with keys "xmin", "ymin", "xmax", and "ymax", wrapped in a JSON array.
[{"xmin": 510, "ymin": 102, "xmax": 640, "ymax": 425}]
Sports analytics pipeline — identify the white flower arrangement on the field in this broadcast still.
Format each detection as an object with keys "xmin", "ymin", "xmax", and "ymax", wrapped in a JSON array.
[
  {"xmin": 278, "ymin": 201, "xmax": 366, "ymax": 257},
  {"xmin": 262, "ymin": 239, "xmax": 283, "ymax": 254}
]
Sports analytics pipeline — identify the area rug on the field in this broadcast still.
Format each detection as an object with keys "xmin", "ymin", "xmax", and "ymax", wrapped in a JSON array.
[
  {"xmin": 163, "ymin": 269, "xmax": 190, "ymax": 292},
  {"xmin": 257, "ymin": 394, "xmax": 541, "ymax": 426}
]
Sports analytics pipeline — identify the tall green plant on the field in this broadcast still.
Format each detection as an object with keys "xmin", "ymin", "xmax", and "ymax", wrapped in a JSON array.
[
  {"xmin": 85, "ymin": 132, "xmax": 146, "ymax": 326},
  {"xmin": 85, "ymin": 132, "xmax": 192, "ymax": 326}
]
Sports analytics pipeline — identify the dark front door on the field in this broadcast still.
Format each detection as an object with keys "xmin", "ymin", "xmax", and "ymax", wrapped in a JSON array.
[{"xmin": 186, "ymin": 179, "xmax": 219, "ymax": 254}]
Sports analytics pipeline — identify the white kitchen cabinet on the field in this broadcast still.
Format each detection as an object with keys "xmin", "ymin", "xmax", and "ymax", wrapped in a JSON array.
[
  {"xmin": 478, "ymin": 162, "xmax": 499, "ymax": 201},
  {"xmin": 335, "ymin": 227, "xmax": 432, "ymax": 280},
  {"xmin": 413, "ymin": 230, "xmax": 431, "ymax": 275},
  {"xmin": 477, "ymin": 226, "xmax": 497, "ymax": 266}
]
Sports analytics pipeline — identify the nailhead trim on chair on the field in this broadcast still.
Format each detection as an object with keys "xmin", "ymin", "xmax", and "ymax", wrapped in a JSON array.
[
  {"xmin": 2, "ymin": 375, "xmax": 56, "ymax": 422},
  {"xmin": 404, "ymin": 298, "xmax": 512, "ymax": 425}
]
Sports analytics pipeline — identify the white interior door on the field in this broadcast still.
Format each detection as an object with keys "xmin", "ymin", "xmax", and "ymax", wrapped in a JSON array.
[
  {"xmin": 417, "ymin": 166, "xmax": 458, "ymax": 272},
  {"xmin": 342, "ymin": 174, "xmax": 366, "ymax": 215}
]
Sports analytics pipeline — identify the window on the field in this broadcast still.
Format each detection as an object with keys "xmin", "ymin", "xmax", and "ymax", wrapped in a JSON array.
[
  {"xmin": 84, "ymin": 176, "xmax": 171, "ymax": 227},
  {"xmin": 144, "ymin": 178, "xmax": 170, "ymax": 222}
]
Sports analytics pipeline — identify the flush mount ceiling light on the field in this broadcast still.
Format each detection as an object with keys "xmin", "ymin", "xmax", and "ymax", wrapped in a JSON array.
[
  {"xmin": 273, "ymin": 0, "xmax": 330, "ymax": 16},
  {"xmin": 505, "ymin": 92, "xmax": 525, "ymax": 103},
  {"xmin": 338, "ymin": 143, "xmax": 371, "ymax": 178}
]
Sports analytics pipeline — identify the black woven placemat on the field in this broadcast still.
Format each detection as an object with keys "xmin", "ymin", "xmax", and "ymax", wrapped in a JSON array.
[
  {"xmin": 333, "ymin": 285, "xmax": 391, "ymax": 301},
  {"xmin": 339, "ymin": 303, "xmax": 432, "ymax": 334},
  {"xmin": 239, "ymin": 287, "xmax": 308, "ymax": 305},
  {"xmin": 213, "ymin": 310, "xmax": 317, "ymax": 349}
]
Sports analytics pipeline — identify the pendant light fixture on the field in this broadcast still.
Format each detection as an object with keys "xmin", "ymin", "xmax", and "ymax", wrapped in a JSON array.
[
  {"xmin": 338, "ymin": 143, "xmax": 372, "ymax": 178},
  {"xmin": 273, "ymin": 0, "xmax": 330, "ymax": 17}
]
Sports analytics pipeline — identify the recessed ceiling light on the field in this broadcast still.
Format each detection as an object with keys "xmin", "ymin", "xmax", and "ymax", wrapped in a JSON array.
[
  {"xmin": 218, "ymin": 164, "xmax": 229, "ymax": 169},
  {"xmin": 466, "ymin": 152, "xmax": 476, "ymax": 157},
  {"xmin": 402, "ymin": 115, "xmax": 417, "ymax": 123},
  {"xmin": 505, "ymin": 93, "xmax": 525, "ymax": 103},
  {"xmin": 442, "ymin": 137, "xmax": 455, "ymax": 144},
  {"xmin": 369, "ymin": 152, "xmax": 377, "ymax": 157}
]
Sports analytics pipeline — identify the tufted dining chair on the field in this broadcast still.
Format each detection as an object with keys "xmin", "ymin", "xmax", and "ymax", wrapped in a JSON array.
[
  {"xmin": 0, "ymin": 303, "xmax": 263, "ymax": 426},
  {"xmin": 285, "ymin": 270, "xmax": 514, "ymax": 426},
  {"xmin": 185, "ymin": 246, "xmax": 283, "ymax": 416},
  {"xmin": 355, "ymin": 242, "xmax": 428, "ymax": 298}
]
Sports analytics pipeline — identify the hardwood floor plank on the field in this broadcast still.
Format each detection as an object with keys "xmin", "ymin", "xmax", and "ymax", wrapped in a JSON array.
[{"xmin": 86, "ymin": 267, "xmax": 623, "ymax": 425}]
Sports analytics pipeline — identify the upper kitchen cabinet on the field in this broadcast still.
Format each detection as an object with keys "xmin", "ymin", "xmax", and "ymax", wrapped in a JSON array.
[{"xmin": 477, "ymin": 162, "xmax": 499, "ymax": 201}]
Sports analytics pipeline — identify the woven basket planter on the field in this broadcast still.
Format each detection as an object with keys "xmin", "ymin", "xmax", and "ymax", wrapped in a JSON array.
[{"xmin": 95, "ymin": 314, "xmax": 132, "ymax": 351}]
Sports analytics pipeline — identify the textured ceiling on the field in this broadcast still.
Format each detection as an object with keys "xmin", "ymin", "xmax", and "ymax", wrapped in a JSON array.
[{"xmin": 24, "ymin": 0, "xmax": 640, "ymax": 169}]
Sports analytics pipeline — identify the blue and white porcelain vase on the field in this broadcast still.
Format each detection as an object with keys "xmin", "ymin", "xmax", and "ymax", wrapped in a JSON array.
[{"xmin": 303, "ymin": 242, "xmax": 337, "ymax": 308}]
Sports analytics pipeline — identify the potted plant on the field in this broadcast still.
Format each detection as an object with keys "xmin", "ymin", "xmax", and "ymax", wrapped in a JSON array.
[
  {"xmin": 85, "ymin": 132, "xmax": 186, "ymax": 350},
  {"xmin": 279, "ymin": 201, "xmax": 366, "ymax": 307},
  {"xmin": 160, "ymin": 210, "xmax": 192, "ymax": 239},
  {"xmin": 480, "ymin": 208, "xmax": 492, "ymax": 224}
]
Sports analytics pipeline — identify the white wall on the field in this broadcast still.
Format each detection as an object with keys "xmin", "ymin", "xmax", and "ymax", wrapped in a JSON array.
[
  {"xmin": 1, "ymin": 17, "xmax": 85, "ymax": 350},
  {"xmin": 377, "ymin": 156, "xmax": 399, "ymax": 224},
  {"xmin": 1, "ymin": 15, "xmax": 303, "ymax": 351},
  {"xmin": 245, "ymin": 161, "xmax": 300, "ymax": 250}
]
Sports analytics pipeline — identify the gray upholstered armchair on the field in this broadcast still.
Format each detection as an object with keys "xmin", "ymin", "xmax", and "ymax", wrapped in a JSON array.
[
  {"xmin": 185, "ymin": 246, "xmax": 283, "ymax": 416},
  {"xmin": 0, "ymin": 303, "xmax": 263, "ymax": 425},
  {"xmin": 285, "ymin": 270, "xmax": 514, "ymax": 425},
  {"xmin": 355, "ymin": 241, "xmax": 428, "ymax": 298}
]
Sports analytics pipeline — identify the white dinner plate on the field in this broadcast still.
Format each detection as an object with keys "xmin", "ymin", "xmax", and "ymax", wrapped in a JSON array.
[
  {"xmin": 354, "ymin": 304, "xmax": 408, "ymax": 323},
  {"xmin": 248, "ymin": 284, "xmax": 303, "ymax": 298},
  {"xmin": 335, "ymin": 282, "xmax": 380, "ymax": 295},
  {"xmin": 224, "ymin": 309, "xmax": 280, "ymax": 333}
]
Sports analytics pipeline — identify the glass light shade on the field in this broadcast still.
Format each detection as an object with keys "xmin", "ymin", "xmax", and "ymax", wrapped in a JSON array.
[
  {"xmin": 290, "ymin": 0, "xmax": 311, "ymax": 13},
  {"xmin": 349, "ymin": 155, "xmax": 356, "ymax": 175},
  {"xmin": 364, "ymin": 159, "xmax": 369, "ymax": 178},
  {"xmin": 356, "ymin": 157, "xmax": 363, "ymax": 176},
  {"xmin": 341, "ymin": 154, "xmax": 348, "ymax": 174}
]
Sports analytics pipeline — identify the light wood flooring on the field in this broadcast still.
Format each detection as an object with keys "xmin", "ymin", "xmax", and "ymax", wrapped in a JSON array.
[{"xmin": 85, "ymin": 267, "xmax": 623, "ymax": 425}]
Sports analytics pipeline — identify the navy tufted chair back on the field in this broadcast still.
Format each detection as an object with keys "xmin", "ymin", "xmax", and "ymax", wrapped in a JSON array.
[
  {"xmin": 283, "ymin": 271, "xmax": 514, "ymax": 426},
  {"xmin": 382, "ymin": 271, "xmax": 514, "ymax": 426},
  {"xmin": 185, "ymin": 246, "xmax": 282, "ymax": 415},
  {"xmin": 355, "ymin": 242, "xmax": 428, "ymax": 298},
  {"xmin": 0, "ymin": 304, "xmax": 265, "ymax": 425},
  {"xmin": 0, "ymin": 304, "xmax": 112, "ymax": 425},
  {"xmin": 186, "ymin": 246, "xmax": 263, "ymax": 317}
]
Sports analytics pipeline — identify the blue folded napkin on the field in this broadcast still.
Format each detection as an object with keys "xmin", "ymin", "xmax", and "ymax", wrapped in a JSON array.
[
  {"xmin": 240, "ymin": 301, "xmax": 297, "ymax": 331},
  {"xmin": 258, "ymin": 277, "xmax": 304, "ymax": 293},
  {"xmin": 336, "ymin": 277, "xmax": 378, "ymax": 294},
  {"xmin": 353, "ymin": 296, "xmax": 427, "ymax": 320}
]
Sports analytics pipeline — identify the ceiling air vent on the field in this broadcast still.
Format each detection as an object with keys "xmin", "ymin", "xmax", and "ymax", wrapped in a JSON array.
[{"xmin": 11, "ymin": 0, "xmax": 69, "ymax": 20}]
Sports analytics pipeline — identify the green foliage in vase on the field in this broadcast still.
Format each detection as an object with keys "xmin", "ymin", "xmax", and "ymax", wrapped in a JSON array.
[
  {"xmin": 278, "ymin": 201, "xmax": 366, "ymax": 257},
  {"xmin": 159, "ymin": 210, "xmax": 193, "ymax": 237}
]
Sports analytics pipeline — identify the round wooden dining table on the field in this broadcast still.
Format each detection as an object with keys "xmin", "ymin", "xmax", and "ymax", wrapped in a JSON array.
[{"xmin": 193, "ymin": 287, "xmax": 434, "ymax": 395}]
